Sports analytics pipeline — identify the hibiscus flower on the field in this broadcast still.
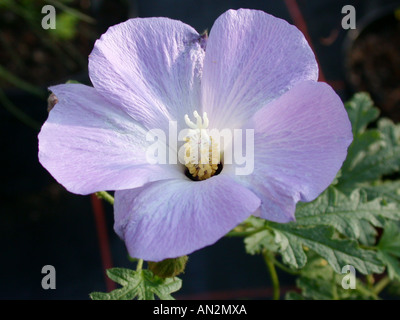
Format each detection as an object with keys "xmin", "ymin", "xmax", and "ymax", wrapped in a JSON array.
[{"xmin": 38, "ymin": 9, "xmax": 352, "ymax": 261}]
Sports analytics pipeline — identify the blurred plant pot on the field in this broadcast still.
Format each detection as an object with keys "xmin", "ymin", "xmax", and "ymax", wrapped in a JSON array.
[{"xmin": 344, "ymin": 3, "xmax": 400, "ymax": 122}]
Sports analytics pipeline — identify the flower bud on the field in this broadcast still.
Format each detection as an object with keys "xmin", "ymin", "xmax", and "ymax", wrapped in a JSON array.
[
  {"xmin": 47, "ymin": 93, "xmax": 58, "ymax": 112},
  {"xmin": 148, "ymin": 256, "xmax": 188, "ymax": 278}
]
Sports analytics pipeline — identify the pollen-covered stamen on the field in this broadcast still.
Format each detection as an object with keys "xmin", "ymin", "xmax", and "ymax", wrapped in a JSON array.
[{"xmin": 183, "ymin": 111, "xmax": 220, "ymax": 181}]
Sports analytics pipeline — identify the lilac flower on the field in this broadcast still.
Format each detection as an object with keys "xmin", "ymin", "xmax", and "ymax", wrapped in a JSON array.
[{"xmin": 38, "ymin": 9, "xmax": 352, "ymax": 261}]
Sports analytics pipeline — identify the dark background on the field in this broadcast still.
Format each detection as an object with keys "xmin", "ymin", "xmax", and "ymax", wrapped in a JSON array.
[{"xmin": 1, "ymin": 0, "xmax": 399, "ymax": 299}]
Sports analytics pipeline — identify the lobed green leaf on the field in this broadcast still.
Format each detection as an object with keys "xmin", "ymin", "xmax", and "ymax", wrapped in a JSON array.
[
  {"xmin": 268, "ymin": 223, "xmax": 384, "ymax": 275},
  {"xmin": 90, "ymin": 268, "xmax": 182, "ymax": 300}
]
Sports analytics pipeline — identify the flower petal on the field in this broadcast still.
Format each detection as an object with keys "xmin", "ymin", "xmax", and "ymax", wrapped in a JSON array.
[
  {"xmin": 38, "ymin": 84, "xmax": 183, "ymax": 195},
  {"xmin": 202, "ymin": 9, "xmax": 318, "ymax": 129},
  {"xmin": 114, "ymin": 175, "xmax": 261, "ymax": 261},
  {"xmin": 239, "ymin": 176, "xmax": 300, "ymax": 223},
  {"xmin": 89, "ymin": 17, "xmax": 205, "ymax": 132},
  {"xmin": 237, "ymin": 81, "xmax": 352, "ymax": 222}
]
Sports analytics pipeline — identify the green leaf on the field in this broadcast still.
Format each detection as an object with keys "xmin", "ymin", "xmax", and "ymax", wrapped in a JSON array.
[
  {"xmin": 364, "ymin": 181, "xmax": 400, "ymax": 204},
  {"xmin": 338, "ymin": 93, "xmax": 380, "ymax": 190},
  {"xmin": 296, "ymin": 276, "xmax": 335, "ymax": 300},
  {"xmin": 339, "ymin": 130, "xmax": 381, "ymax": 185},
  {"xmin": 338, "ymin": 118, "xmax": 400, "ymax": 192},
  {"xmin": 106, "ymin": 268, "xmax": 135, "ymax": 287},
  {"xmin": 295, "ymin": 188, "xmax": 399, "ymax": 241},
  {"xmin": 244, "ymin": 229, "xmax": 278, "ymax": 255},
  {"xmin": 49, "ymin": 12, "xmax": 79, "ymax": 40},
  {"xmin": 377, "ymin": 251, "xmax": 400, "ymax": 281},
  {"xmin": 285, "ymin": 291, "xmax": 305, "ymax": 300},
  {"xmin": 90, "ymin": 268, "xmax": 182, "ymax": 300},
  {"xmin": 285, "ymin": 257, "xmax": 338, "ymax": 300},
  {"xmin": 378, "ymin": 222, "xmax": 400, "ymax": 257},
  {"xmin": 336, "ymin": 92, "xmax": 400, "ymax": 192},
  {"xmin": 377, "ymin": 222, "xmax": 400, "ymax": 281},
  {"xmin": 387, "ymin": 280, "xmax": 400, "ymax": 297},
  {"xmin": 254, "ymin": 187, "xmax": 396, "ymax": 273},
  {"xmin": 286, "ymin": 254, "xmax": 378, "ymax": 300},
  {"xmin": 344, "ymin": 92, "xmax": 379, "ymax": 136},
  {"xmin": 357, "ymin": 220, "xmax": 379, "ymax": 247},
  {"xmin": 65, "ymin": 80, "xmax": 82, "ymax": 84},
  {"xmin": 292, "ymin": 271, "xmax": 378, "ymax": 300},
  {"xmin": 268, "ymin": 223, "xmax": 384, "ymax": 275}
]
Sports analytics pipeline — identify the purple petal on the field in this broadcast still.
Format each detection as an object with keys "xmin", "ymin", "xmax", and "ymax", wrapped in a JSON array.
[
  {"xmin": 114, "ymin": 174, "xmax": 261, "ymax": 261},
  {"xmin": 38, "ymin": 84, "xmax": 183, "ymax": 195},
  {"xmin": 238, "ymin": 176, "xmax": 300, "ymax": 223},
  {"xmin": 238, "ymin": 81, "xmax": 352, "ymax": 222},
  {"xmin": 89, "ymin": 17, "xmax": 205, "ymax": 132},
  {"xmin": 201, "ymin": 9, "xmax": 318, "ymax": 129}
]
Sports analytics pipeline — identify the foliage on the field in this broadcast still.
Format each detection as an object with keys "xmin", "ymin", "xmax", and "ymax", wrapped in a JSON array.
[
  {"xmin": 239, "ymin": 92, "xmax": 400, "ymax": 300},
  {"xmin": 90, "ymin": 267, "xmax": 182, "ymax": 300}
]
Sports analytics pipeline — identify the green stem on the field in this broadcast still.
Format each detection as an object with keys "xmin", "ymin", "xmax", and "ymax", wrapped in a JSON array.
[
  {"xmin": 46, "ymin": 0, "xmax": 96, "ymax": 23},
  {"xmin": 0, "ymin": 65, "xmax": 45, "ymax": 99},
  {"xmin": 355, "ymin": 281, "xmax": 379, "ymax": 300},
  {"xmin": 262, "ymin": 250, "xmax": 280, "ymax": 300},
  {"xmin": 225, "ymin": 227, "xmax": 266, "ymax": 238},
  {"xmin": 136, "ymin": 259, "xmax": 144, "ymax": 272},
  {"xmin": 95, "ymin": 191, "xmax": 114, "ymax": 205},
  {"xmin": 373, "ymin": 276, "xmax": 391, "ymax": 296},
  {"xmin": 359, "ymin": 244, "xmax": 377, "ymax": 251},
  {"xmin": 272, "ymin": 258, "xmax": 301, "ymax": 275},
  {"xmin": 366, "ymin": 274, "xmax": 375, "ymax": 289},
  {"xmin": 331, "ymin": 273, "xmax": 339, "ymax": 300},
  {"xmin": 0, "ymin": 88, "xmax": 41, "ymax": 130}
]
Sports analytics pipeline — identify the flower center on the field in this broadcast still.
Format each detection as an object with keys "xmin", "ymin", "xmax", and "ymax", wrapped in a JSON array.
[{"xmin": 183, "ymin": 111, "xmax": 220, "ymax": 180}]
